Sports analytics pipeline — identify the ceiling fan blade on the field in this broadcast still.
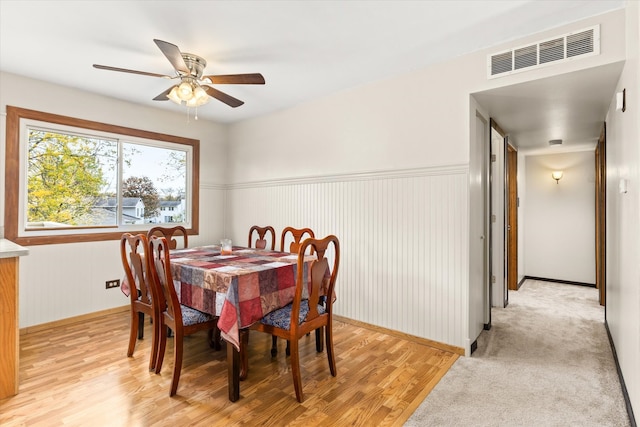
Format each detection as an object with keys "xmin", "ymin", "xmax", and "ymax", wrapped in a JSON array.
[
  {"xmin": 93, "ymin": 64, "xmax": 171, "ymax": 78},
  {"xmin": 203, "ymin": 73, "xmax": 265, "ymax": 85},
  {"xmin": 203, "ymin": 86, "xmax": 244, "ymax": 108},
  {"xmin": 153, "ymin": 86, "xmax": 176, "ymax": 101},
  {"xmin": 153, "ymin": 39, "xmax": 190, "ymax": 75}
]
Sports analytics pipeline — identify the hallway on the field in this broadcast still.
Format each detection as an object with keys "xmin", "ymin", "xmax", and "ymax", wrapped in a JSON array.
[{"xmin": 406, "ymin": 279, "xmax": 629, "ymax": 426}]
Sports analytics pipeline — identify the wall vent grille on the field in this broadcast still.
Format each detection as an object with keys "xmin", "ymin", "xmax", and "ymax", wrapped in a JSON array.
[
  {"xmin": 514, "ymin": 45, "xmax": 537, "ymax": 70},
  {"xmin": 487, "ymin": 25, "xmax": 599, "ymax": 79},
  {"xmin": 491, "ymin": 51, "xmax": 513, "ymax": 75}
]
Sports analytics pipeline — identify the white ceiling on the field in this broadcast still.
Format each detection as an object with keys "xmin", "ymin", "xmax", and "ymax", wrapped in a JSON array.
[{"xmin": 0, "ymin": 0, "xmax": 626, "ymax": 152}]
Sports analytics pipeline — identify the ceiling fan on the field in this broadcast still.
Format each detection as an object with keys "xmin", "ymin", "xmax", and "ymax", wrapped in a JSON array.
[{"xmin": 93, "ymin": 39, "xmax": 265, "ymax": 109}]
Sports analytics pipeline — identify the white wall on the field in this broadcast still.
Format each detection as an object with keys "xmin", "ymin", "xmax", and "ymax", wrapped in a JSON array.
[
  {"xmin": 225, "ymin": 10, "xmax": 627, "ymax": 353},
  {"xmin": 604, "ymin": 0, "xmax": 640, "ymax": 415},
  {"xmin": 524, "ymin": 151, "xmax": 596, "ymax": 284},
  {"xmin": 0, "ymin": 72, "xmax": 228, "ymax": 327}
]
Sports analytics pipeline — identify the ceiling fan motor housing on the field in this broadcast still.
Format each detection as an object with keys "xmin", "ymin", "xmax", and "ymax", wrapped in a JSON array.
[{"xmin": 181, "ymin": 53, "xmax": 206, "ymax": 79}]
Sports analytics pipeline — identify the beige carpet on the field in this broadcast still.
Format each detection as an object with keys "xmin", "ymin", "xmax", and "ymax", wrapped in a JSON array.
[{"xmin": 405, "ymin": 279, "xmax": 630, "ymax": 426}]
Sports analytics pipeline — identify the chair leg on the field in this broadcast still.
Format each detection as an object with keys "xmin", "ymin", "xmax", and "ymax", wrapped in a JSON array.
[
  {"xmin": 155, "ymin": 325, "xmax": 168, "ymax": 374},
  {"xmin": 127, "ymin": 309, "xmax": 138, "ymax": 357},
  {"xmin": 138, "ymin": 312, "xmax": 145, "ymax": 340},
  {"xmin": 271, "ymin": 336, "xmax": 293, "ymax": 357},
  {"xmin": 326, "ymin": 321, "xmax": 336, "ymax": 377},
  {"xmin": 148, "ymin": 315, "xmax": 160, "ymax": 371},
  {"xmin": 315, "ymin": 327, "xmax": 324, "ymax": 353},
  {"xmin": 290, "ymin": 338, "xmax": 304, "ymax": 402},
  {"xmin": 170, "ymin": 333, "xmax": 183, "ymax": 396}
]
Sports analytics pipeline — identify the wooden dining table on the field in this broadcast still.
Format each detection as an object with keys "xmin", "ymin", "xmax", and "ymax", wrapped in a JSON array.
[{"xmin": 167, "ymin": 244, "xmax": 315, "ymax": 401}]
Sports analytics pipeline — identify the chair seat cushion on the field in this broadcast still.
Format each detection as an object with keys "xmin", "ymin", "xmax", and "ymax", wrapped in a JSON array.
[
  {"xmin": 180, "ymin": 304, "xmax": 213, "ymax": 326},
  {"xmin": 260, "ymin": 300, "xmax": 325, "ymax": 330}
]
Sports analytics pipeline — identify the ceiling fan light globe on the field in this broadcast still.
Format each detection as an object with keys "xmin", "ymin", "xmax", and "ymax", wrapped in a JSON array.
[
  {"xmin": 186, "ymin": 96, "xmax": 209, "ymax": 108},
  {"xmin": 194, "ymin": 85, "xmax": 208, "ymax": 101},
  {"xmin": 177, "ymin": 81, "xmax": 193, "ymax": 101},
  {"xmin": 187, "ymin": 86, "xmax": 210, "ymax": 107},
  {"xmin": 167, "ymin": 86, "xmax": 183, "ymax": 105}
]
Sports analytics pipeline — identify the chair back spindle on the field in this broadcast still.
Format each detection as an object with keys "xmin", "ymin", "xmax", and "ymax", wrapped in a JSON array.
[
  {"xmin": 149, "ymin": 236, "xmax": 180, "ymax": 327},
  {"xmin": 121, "ymin": 233, "xmax": 153, "ymax": 307},
  {"xmin": 281, "ymin": 226, "xmax": 315, "ymax": 254},
  {"xmin": 148, "ymin": 226, "xmax": 188, "ymax": 250},
  {"xmin": 248, "ymin": 225, "xmax": 276, "ymax": 250},
  {"xmin": 294, "ymin": 236, "xmax": 338, "ymax": 326}
]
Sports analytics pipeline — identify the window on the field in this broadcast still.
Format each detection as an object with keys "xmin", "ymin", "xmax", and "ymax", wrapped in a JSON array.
[{"xmin": 4, "ymin": 106, "xmax": 200, "ymax": 245}]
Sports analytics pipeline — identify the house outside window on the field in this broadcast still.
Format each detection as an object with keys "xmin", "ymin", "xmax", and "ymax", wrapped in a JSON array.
[{"xmin": 150, "ymin": 199, "xmax": 186, "ymax": 224}]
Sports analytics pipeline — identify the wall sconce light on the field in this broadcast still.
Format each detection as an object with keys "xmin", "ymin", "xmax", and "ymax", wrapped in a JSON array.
[{"xmin": 552, "ymin": 171, "xmax": 564, "ymax": 184}]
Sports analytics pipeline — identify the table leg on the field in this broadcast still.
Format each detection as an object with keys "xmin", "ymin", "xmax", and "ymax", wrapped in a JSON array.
[
  {"xmin": 240, "ymin": 329, "xmax": 249, "ymax": 380},
  {"xmin": 227, "ymin": 342, "xmax": 240, "ymax": 402}
]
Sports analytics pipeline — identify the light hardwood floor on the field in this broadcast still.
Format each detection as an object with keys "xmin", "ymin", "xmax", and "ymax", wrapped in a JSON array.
[{"xmin": 0, "ymin": 311, "xmax": 458, "ymax": 426}]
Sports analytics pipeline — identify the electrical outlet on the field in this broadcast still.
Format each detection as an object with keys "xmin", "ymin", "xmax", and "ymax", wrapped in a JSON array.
[{"xmin": 105, "ymin": 279, "xmax": 120, "ymax": 289}]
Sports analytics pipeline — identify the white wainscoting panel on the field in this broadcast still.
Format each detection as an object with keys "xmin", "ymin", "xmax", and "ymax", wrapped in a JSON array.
[
  {"xmin": 19, "ymin": 240, "xmax": 124, "ymax": 328},
  {"xmin": 226, "ymin": 166, "xmax": 469, "ymax": 348},
  {"xmin": 18, "ymin": 185, "xmax": 227, "ymax": 328}
]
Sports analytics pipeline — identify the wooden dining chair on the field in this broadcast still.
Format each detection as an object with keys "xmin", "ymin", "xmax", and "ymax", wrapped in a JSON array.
[
  {"xmin": 251, "ymin": 235, "xmax": 340, "ymax": 402},
  {"xmin": 272, "ymin": 226, "xmax": 316, "ymax": 356},
  {"xmin": 248, "ymin": 225, "xmax": 276, "ymax": 250},
  {"xmin": 148, "ymin": 225, "xmax": 188, "ymax": 250},
  {"xmin": 120, "ymin": 233, "xmax": 161, "ymax": 371},
  {"xmin": 148, "ymin": 235, "xmax": 220, "ymax": 396}
]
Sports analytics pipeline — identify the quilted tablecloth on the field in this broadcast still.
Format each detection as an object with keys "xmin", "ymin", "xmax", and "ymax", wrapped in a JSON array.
[{"xmin": 169, "ymin": 246, "xmax": 314, "ymax": 350}]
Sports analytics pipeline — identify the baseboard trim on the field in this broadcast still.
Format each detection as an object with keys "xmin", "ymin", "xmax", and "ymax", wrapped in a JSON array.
[
  {"xmin": 523, "ymin": 276, "xmax": 596, "ymax": 288},
  {"xmin": 334, "ymin": 314, "xmax": 465, "ymax": 356},
  {"xmin": 19, "ymin": 305, "xmax": 129, "ymax": 336},
  {"xmin": 517, "ymin": 276, "xmax": 527, "ymax": 289},
  {"xmin": 605, "ymin": 320, "xmax": 637, "ymax": 427}
]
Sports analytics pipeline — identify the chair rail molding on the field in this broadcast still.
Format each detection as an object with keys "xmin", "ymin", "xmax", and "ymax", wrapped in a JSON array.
[{"xmin": 226, "ymin": 164, "xmax": 469, "ymax": 190}]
